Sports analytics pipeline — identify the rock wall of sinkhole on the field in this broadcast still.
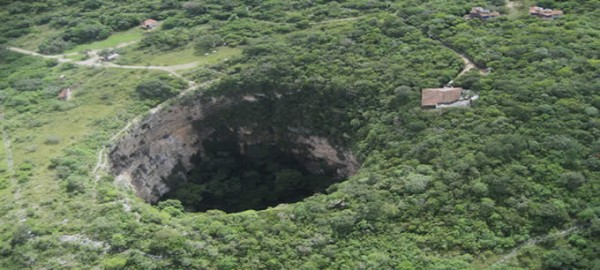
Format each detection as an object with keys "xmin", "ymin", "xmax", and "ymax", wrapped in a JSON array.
[{"xmin": 109, "ymin": 93, "xmax": 359, "ymax": 204}]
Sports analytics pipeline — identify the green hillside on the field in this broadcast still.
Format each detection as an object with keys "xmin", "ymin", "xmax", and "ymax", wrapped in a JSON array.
[{"xmin": 0, "ymin": 0, "xmax": 598, "ymax": 269}]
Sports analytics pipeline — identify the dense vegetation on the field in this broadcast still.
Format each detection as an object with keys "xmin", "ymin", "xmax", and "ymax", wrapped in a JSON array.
[
  {"xmin": 0, "ymin": 0, "xmax": 598, "ymax": 269},
  {"xmin": 163, "ymin": 126, "xmax": 337, "ymax": 212}
]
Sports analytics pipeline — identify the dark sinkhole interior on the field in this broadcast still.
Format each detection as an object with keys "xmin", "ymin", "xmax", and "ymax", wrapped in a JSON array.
[
  {"xmin": 160, "ymin": 126, "xmax": 344, "ymax": 212},
  {"xmin": 107, "ymin": 89, "xmax": 361, "ymax": 213}
]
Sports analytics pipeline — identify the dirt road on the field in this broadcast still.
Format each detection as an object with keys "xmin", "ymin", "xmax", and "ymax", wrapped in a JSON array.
[
  {"xmin": 490, "ymin": 226, "xmax": 582, "ymax": 267},
  {"xmin": 7, "ymin": 46, "xmax": 199, "ymax": 77}
]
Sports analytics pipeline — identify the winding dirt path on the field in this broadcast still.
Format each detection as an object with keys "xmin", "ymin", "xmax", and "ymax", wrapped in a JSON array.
[
  {"xmin": 456, "ymin": 53, "xmax": 477, "ymax": 77},
  {"xmin": 314, "ymin": 12, "xmax": 489, "ymax": 82},
  {"xmin": 91, "ymin": 147, "xmax": 107, "ymax": 181},
  {"xmin": 7, "ymin": 46, "xmax": 199, "ymax": 77},
  {"xmin": 7, "ymin": 16, "xmax": 364, "ymax": 77},
  {"xmin": 490, "ymin": 225, "xmax": 582, "ymax": 267},
  {"xmin": 6, "ymin": 43, "xmax": 220, "ymax": 197},
  {"xmin": 449, "ymin": 50, "xmax": 489, "ymax": 84},
  {"xmin": 8, "ymin": 47, "xmax": 73, "ymax": 63},
  {"xmin": 397, "ymin": 13, "xmax": 489, "ymax": 84}
]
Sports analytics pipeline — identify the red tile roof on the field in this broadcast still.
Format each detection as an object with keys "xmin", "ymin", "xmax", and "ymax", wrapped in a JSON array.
[
  {"xmin": 141, "ymin": 19, "xmax": 158, "ymax": 27},
  {"xmin": 529, "ymin": 6, "xmax": 563, "ymax": 17},
  {"xmin": 421, "ymin": 88, "xmax": 463, "ymax": 107}
]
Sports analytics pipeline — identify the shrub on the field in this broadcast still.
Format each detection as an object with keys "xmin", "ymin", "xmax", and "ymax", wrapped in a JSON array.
[
  {"xmin": 101, "ymin": 14, "xmax": 141, "ymax": 31},
  {"xmin": 12, "ymin": 78, "xmax": 43, "ymax": 91},
  {"xmin": 7, "ymin": 2, "xmax": 31, "ymax": 14},
  {"xmin": 157, "ymin": 199, "xmax": 184, "ymax": 217},
  {"xmin": 45, "ymin": 59, "xmax": 59, "ymax": 67},
  {"xmin": 182, "ymin": 1, "xmax": 206, "ymax": 16},
  {"xmin": 194, "ymin": 34, "xmax": 223, "ymax": 54},
  {"xmin": 10, "ymin": 225, "xmax": 31, "ymax": 247},
  {"xmin": 404, "ymin": 173, "xmax": 432, "ymax": 194},
  {"xmin": 65, "ymin": 175, "xmax": 85, "ymax": 194},
  {"xmin": 135, "ymin": 79, "xmax": 178, "ymax": 101},
  {"xmin": 560, "ymin": 172, "xmax": 586, "ymax": 191},
  {"xmin": 38, "ymin": 36, "xmax": 72, "ymax": 54},
  {"xmin": 59, "ymin": 62, "xmax": 77, "ymax": 70},
  {"xmin": 83, "ymin": 0, "xmax": 102, "ymax": 11},
  {"xmin": 472, "ymin": 181, "xmax": 489, "ymax": 196},
  {"xmin": 62, "ymin": 23, "xmax": 111, "ymax": 44},
  {"xmin": 102, "ymin": 255, "xmax": 128, "ymax": 270},
  {"xmin": 139, "ymin": 29, "xmax": 191, "ymax": 50},
  {"xmin": 44, "ymin": 135, "xmax": 61, "ymax": 145}
]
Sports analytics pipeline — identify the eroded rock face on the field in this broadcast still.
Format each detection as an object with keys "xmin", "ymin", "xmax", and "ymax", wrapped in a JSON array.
[
  {"xmin": 109, "ymin": 94, "xmax": 359, "ymax": 204},
  {"xmin": 109, "ymin": 96, "xmax": 230, "ymax": 203}
]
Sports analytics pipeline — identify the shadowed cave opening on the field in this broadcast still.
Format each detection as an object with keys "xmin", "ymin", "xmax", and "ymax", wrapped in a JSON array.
[
  {"xmin": 109, "ymin": 91, "xmax": 360, "ymax": 214},
  {"xmin": 161, "ymin": 125, "xmax": 344, "ymax": 212}
]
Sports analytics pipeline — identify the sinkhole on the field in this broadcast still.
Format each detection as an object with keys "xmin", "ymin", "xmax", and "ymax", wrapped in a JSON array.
[{"xmin": 109, "ymin": 91, "xmax": 359, "ymax": 213}]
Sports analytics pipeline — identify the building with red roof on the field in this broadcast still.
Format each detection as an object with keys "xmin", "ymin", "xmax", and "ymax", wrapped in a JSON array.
[
  {"xmin": 529, "ymin": 6, "xmax": 563, "ymax": 19},
  {"xmin": 421, "ymin": 87, "xmax": 463, "ymax": 108},
  {"xmin": 141, "ymin": 19, "xmax": 158, "ymax": 29}
]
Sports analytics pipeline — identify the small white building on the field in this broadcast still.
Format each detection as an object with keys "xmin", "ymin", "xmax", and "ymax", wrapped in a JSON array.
[{"xmin": 103, "ymin": 53, "xmax": 119, "ymax": 61}]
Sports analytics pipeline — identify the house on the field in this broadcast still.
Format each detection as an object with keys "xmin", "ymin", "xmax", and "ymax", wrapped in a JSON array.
[
  {"xmin": 140, "ymin": 19, "xmax": 158, "ymax": 29},
  {"xmin": 529, "ymin": 6, "xmax": 563, "ymax": 19},
  {"xmin": 421, "ymin": 87, "xmax": 463, "ymax": 108},
  {"xmin": 102, "ymin": 53, "xmax": 119, "ymax": 61},
  {"xmin": 469, "ymin": 7, "xmax": 501, "ymax": 20},
  {"xmin": 421, "ymin": 87, "xmax": 478, "ymax": 109}
]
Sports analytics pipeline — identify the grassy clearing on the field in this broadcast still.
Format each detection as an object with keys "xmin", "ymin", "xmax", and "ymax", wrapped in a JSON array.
[
  {"xmin": 0, "ymin": 54, "xmax": 182, "ymax": 247},
  {"xmin": 10, "ymin": 67, "xmax": 148, "ymax": 168},
  {"xmin": 8, "ymin": 26, "xmax": 143, "ymax": 54},
  {"xmin": 8, "ymin": 25, "xmax": 61, "ymax": 51},
  {"xmin": 65, "ymin": 27, "xmax": 144, "ymax": 53},
  {"xmin": 116, "ymin": 46, "xmax": 242, "ymax": 66},
  {"xmin": 5, "ymin": 64, "xmax": 160, "ymax": 204}
]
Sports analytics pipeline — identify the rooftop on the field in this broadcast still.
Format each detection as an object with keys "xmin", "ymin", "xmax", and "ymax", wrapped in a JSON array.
[
  {"xmin": 141, "ymin": 19, "xmax": 158, "ymax": 27},
  {"xmin": 421, "ymin": 87, "xmax": 463, "ymax": 107},
  {"xmin": 529, "ymin": 6, "xmax": 563, "ymax": 17},
  {"xmin": 470, "ymin": 7, "xmax": 500, "ymax": 18}
]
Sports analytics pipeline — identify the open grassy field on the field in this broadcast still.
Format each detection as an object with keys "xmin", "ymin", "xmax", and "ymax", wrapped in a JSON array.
[
  {"xmin": 65, "ymin": 27, "xmax": 144, "ymax": 53},
  {"xmin": 116, "ymin": 46, "xmax": 242, "ymax": 67},
  {"xmin": 9, "ymin": 69, "xmax": 147, "ymax": 165},
  {"xmin": 8, "ymin": 25, "xmax": 61, "ymax": 51},
  {"xmin": 3, "ymin": 61, "xmax": 164, "ymax": 205},
  {"xmin": 9, "ymin": 26, "xmax": 143, "ymax": 54}
]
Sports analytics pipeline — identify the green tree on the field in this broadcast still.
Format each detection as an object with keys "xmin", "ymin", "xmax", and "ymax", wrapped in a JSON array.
[
  {"xmin": 274, "ymin": 169, "xmax": 304, "ymax": 194},
  {"xmin": 135, "ymin": 79, "xmax": 178, "ymax": 101},
  {"xmin": 194, "ymin": 34, "xmax": 223, "ymax": 54}
]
